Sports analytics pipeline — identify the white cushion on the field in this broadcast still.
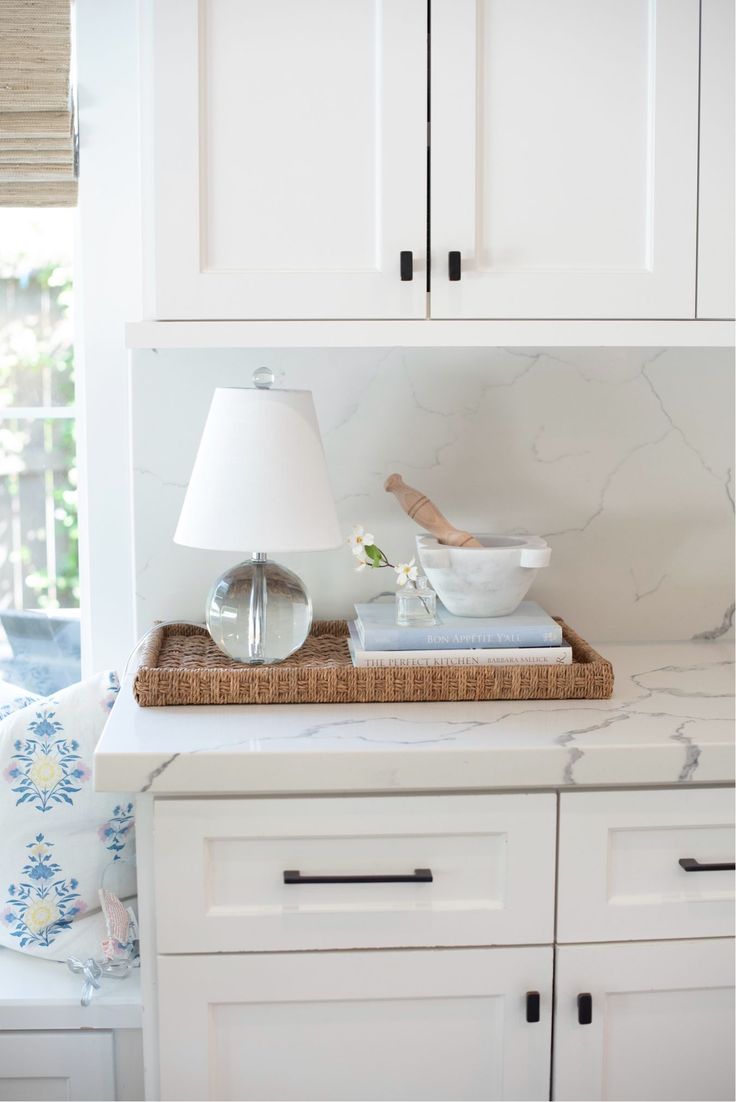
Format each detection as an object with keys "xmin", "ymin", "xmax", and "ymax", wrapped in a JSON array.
[
  {"xmin": 0, "ymin": 672, "xmax": 136, "ymax": 962},
  {"xmin": 0, "ymin": 679, "xmax": 39, "ymax": 720}
]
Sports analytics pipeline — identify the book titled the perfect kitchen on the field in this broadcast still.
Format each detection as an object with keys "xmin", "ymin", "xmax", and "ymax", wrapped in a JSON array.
[
  {"xmin": 353, "ymin": 600, "xmax": 563, "ymax": 651},
  {"xmin": 347, "ymin": 621, "xmax": 572, "ymax": 667}
]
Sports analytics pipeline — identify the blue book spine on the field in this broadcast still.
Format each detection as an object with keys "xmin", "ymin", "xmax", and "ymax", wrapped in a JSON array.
[{"xmin": 356, "ymin": 620, "xmax": 562, "ymax": 651}]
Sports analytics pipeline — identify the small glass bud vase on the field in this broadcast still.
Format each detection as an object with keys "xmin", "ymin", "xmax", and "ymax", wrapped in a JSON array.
[{"xmin": 395, "ymin": 576, "xmax": 437, "ymax": 627}]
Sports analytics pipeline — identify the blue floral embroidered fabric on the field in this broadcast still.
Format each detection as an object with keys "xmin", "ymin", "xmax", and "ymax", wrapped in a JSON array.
[
  {"xmin": 3, "ymin": 834, "xmax": 85, "ymax": 949},
  {"xmin": 0, "ymin": 671, "xmax": 136, "ymax": 959},
  {"xmin": 4, "ymin": 707, "xmax": 93, "ymax": 812}
]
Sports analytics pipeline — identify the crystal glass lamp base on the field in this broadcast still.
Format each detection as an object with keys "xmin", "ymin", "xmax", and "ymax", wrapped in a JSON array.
[{"xmin": 206, "ymin": 555, "xmax": 313, "ymax": 664}]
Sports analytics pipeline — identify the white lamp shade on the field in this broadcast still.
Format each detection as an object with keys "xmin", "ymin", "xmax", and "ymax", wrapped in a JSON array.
[{"xmin": 174, "ymin": 386, "xmax": 342, "ymax": 553}]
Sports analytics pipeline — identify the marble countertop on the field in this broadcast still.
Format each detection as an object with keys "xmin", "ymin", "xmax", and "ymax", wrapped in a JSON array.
[{"xmin": 94, "ymin": 641, "xmax": 734, "ymax": 796}]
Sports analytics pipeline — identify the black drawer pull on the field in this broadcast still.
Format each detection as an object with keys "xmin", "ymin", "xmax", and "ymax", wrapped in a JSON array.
[
  {"xmin": 283, "ymin": 868, "xmax": 433, "ymax": 885},
  {"xmin": 400, "ymin": 251, "xmax": 413, "ymax": 281},
  {"xmin": 679, "ymin": 857, "xmax": 735, "ymax": 873},
  {"xmin": 526, "ymin": 991, "xmax": 540, "ymax": 1023},
  {"xmin": 448, "ymin": 250, "xmax": 461, "ymax": 281},
  {"xmin": 577, "ymin": 993, "xmax": 592, "ymax": 1025}
]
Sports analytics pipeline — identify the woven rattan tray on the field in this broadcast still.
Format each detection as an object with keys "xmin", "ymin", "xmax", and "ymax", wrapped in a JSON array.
[{"xmin": 133, "ymin": 618, "xmax": 613, "ymax": 706}]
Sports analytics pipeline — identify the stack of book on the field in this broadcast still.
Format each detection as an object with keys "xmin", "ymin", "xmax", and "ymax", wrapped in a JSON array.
[{"xmin": 348, "ymin": 600, "xmax": 571, "ymax": 668}]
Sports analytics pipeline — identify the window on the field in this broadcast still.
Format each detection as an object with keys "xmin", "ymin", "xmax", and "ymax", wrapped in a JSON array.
[{"xmin": 0, "ymin": 208, "xmax": 79, "ymax": 695}]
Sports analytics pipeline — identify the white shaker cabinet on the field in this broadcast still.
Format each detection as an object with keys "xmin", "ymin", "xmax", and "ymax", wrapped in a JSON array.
[
  {"xmin": 157, "ymin": 947, "xmax": 553, "ymax": 1102},
  {"xmin": 431, "ymin": 0, "xmax": 700, "ymax": 319},
  {"xmin": 151, "ymin": 0, "xmax": 428, "ymax": 320},
  {"xmin": 147, "ymin": 0, "xmax": 719, "ymax": 324},
  {"xmin": 143, "ymin": 786, "xmax": 734, "ymax": 1100},
  {"xmin": 0, "ymin": 949, "xmax": 143, "ymax": 1102},
  {"xmin": 0, "ymin": 1032, "xmax": 116, "ymax": 1102},
  {"xmin": 95, "ymin": 664, "xmax": 735, "ymax": 1101},
  {"xmin": 553, "ymin": 938, "xmax": 736, "ymax": 1102}
]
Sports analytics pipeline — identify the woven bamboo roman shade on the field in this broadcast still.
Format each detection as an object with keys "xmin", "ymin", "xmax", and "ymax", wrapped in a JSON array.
[{"xmin": 0, "ymin": 0, "xmax": 77, "ymax": 206}]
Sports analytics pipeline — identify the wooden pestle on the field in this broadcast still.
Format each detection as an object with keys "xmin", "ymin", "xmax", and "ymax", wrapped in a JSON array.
[{"xmin": 384, "ymin": 473, "xmax": 482, "ymax": 547}]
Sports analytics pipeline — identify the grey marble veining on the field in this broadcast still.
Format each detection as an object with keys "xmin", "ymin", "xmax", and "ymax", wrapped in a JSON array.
[
  {"xmin": 95, "ymin": 641, "xmax": 734, "ymax": 795},
  {"xmin": 130, "ymin": 346, "xmax": 734, "ymax": 643}
]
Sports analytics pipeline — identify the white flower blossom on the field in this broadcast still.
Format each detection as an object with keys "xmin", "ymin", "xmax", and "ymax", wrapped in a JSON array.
[
  {"xmin": 394, "ymin": 558, "xmax": 418, "ymax": 587},
  {"xmin": 348, "ymin": 525, "xmax": 375, "ymax": 557},
  {"xmin": 354, "ymin": 556, "xmax": 369, "ymax": 572}
]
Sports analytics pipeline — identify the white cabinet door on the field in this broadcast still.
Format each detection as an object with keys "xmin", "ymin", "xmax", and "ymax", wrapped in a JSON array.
[
  {"xmin": 158, "ymin": 947, "xmax": 553, "ymax": 1101},
  {"xmin": 554, "ymin": 939, "xmax": 735, "ymax": 1102},
  {"xmin": 151, "ymin": 0, "xmax": 427, "ymax": 320},
  {"xmin": 431, "ymin": 0, "xmax": 699, "ymax": 319},
  {"xmin": 0, "ymin": 1032, "xmax": 115, "ymax": 1101},
  {"xmin": 697, "ymin": 0, "xmax": 735, "ymax": 318}
]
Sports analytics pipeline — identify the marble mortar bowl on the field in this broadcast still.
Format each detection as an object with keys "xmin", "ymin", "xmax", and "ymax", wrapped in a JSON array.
[{"xmin": 415, "ymin": 533, "xmax": 552, "ymax": 617}]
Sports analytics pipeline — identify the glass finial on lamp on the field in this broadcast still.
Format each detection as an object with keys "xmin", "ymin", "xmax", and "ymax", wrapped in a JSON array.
[{"xmin": 174, "ymin": 369, "xmax": 341, "ymax": 664}]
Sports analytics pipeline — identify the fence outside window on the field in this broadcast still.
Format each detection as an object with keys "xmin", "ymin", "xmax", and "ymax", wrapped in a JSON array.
[{"xmin": 0, "ymin": 209, "xmax": 79, "ymax": 694}]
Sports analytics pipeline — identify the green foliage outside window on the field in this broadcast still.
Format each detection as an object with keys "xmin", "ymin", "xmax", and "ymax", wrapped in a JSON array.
[{"xmin": 0, "ymin": 216, "xmax": 78, "ymax": 611}]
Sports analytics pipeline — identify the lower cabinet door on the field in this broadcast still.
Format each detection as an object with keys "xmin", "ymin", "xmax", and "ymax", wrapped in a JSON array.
[
  {"xmin": 158, "ymin": 946, "xmax": 553, "ymax": 1102},
  {"xmin": 0, "ymin": 1031, "xmax": 115, "ymax": 1101},
  {"xmin": 553, "ymin": 938, "xmax": 735, "ymax": 1102}
]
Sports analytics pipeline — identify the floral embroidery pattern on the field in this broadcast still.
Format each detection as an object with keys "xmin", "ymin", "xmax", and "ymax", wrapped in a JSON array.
[
  {"xmin": 3, "ymin": 707, "xmax": 92, "ymax": 812},
  {"xmin": 101, "ymin": 672, "xmax": 120, "ymax": 713},
  {"xmin": 98, "ymin": 802, "xmax": 135, "ymax": 861},
  {"xmin": 2, "ymin": 834, "xmax": 87, "ymax": 948},
  {"xmin": 0, "ymin": 695, "xmax": 37, "ymax": 720}
]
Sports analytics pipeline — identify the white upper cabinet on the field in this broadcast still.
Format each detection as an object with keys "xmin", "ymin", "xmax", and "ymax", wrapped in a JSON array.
[
  {"xmin": 151, "ymin": 0, "xmax": 427, "ymax": 320},
  {"xmin": 147, "ymin": 0, "xmax": 722, "ymax": 325},
  {"xmin": 697, "ymin": 0, "xmax": 735, "ymax": 318},
  {"xmin": 431, "ymin": 0, "xmax": 700, "ymax": 319}
]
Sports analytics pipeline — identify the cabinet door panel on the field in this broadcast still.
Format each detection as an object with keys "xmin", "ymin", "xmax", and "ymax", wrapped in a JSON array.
[
  {"xmin": 697, "ymin": 0, "xmax": 735, "ymax": 317},
  {"xmin": 152, "ymin": 0, "xmax": 427, "ymax": 319},
  {"xmin": 554, "ymin": 939, "xmax": 735, "ymax": 1102},
  {"xmin": 158, "ymin": 947, "xmax": 553, "ymax": 1101},
  {"xmin": 0, "ymin": 1032, "xmax": 115, "ymax": 1102},
  {"xmin": 432, "ymin": 0, "xmax": 699, "ymax": 319}
]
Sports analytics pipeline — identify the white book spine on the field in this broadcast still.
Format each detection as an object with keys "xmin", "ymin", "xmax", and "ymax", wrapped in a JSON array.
[{"xmin": 348, "ymin": 642, "xmax": 573, "ymax": 668}]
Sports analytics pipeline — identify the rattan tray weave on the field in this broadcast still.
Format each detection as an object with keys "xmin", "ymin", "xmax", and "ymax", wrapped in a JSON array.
[{"xmin": 133, "ymin": 618, "xmax": 613, "ymax": 706}]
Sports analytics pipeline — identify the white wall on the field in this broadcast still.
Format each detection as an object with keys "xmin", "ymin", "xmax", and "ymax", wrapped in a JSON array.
[
  {"xmin": 75, "ymin": 0, "xmax": 140, "ymax": 673},
  {"xmin": 130, "ymin": 346, "xmax": 734, "ymax": 644}
]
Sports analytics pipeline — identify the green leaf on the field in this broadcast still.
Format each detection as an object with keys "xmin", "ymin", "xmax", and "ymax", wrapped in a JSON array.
[{"xmin": 364, "ymin": 544, "xmax": 383, "ymax": 566}]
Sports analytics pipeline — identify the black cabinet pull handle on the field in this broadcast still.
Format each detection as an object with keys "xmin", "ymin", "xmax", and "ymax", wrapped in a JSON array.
[
  {"xmin": 283, "ymin": 868, "xmax": 433, "ymax": 885},
  {"xmin": 448, "ymin": 250, "xmax": 461, "ymax": 281},
  {"xmin": 679, "ymin": 857, "xmax": 735, "ymax": 872},
  {"xmin": 577, "ymin": 993, "xmax": 592, "ymax": 1025},
  {"xmin": 400, "ymin": 251, "xmax": 413, "ymax": 281},
  {"xmin": 526, "ymin": 991, "xmax": 540, "ymax": 1023}
]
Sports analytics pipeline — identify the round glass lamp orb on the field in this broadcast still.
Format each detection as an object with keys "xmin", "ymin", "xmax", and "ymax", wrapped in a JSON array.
[{"xmin": 206, "ymin": 555, "xmax": 313, "ymax": 664}]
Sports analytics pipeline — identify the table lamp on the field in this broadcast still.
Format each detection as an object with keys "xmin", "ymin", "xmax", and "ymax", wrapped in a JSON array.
[{"xmin": 174, "ymin": 368, "xmax": 342, "ymax": 664}]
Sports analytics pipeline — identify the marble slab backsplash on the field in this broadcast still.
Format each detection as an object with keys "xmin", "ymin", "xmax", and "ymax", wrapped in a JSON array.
[{"xmin": 130, "ymin": 347, "xmax": 734, "ymax": 643}]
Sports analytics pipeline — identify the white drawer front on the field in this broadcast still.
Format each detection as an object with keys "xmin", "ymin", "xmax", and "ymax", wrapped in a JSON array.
[
  {"xmin": 558, "ymin": 788, "xmax": 735, "ymax": 942},
  {"xmin": 154, "ymin": 793, "xmax": 556, "ymax": 952}
]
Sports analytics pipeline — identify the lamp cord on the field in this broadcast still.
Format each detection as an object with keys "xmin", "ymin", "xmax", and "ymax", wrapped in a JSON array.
[{"xmin": 121, "ymin": 619, "xmax": 206, "ymax": 683}]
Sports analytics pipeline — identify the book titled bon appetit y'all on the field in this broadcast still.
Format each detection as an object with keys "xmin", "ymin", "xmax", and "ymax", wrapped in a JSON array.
[
  {"xmin": 347, "ymin": 621, "xmax": 572, "ymax": 668},
  {"xmin": 353, "ymin": 600, "xmax": 564, "ymax": 652}
]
